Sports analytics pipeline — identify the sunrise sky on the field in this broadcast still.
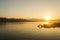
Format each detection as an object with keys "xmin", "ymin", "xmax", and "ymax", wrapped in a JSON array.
[{"xmin": 0, "ymin": 0, "xmax": 60, "ymax": 19}]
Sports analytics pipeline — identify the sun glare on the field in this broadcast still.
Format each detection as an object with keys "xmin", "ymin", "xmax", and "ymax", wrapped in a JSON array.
[{"xmin": 45, "ymin": 16, "xmax": 51, "ymax": 20}]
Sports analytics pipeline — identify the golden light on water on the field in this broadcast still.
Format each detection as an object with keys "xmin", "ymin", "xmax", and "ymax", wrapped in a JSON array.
[{"xmin": 45, "ymin": 22, "xmax": 49, "ymax": 24}]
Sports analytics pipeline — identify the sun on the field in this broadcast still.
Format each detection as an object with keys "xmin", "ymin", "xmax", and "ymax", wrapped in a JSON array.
[{"xmin": 45, "ymin": 16, "xmax": 51, "ymax": 20}]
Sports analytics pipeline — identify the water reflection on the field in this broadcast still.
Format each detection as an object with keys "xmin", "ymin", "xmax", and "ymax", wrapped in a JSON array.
[{"xmin": 0, "ymin": 22, "xmax": 60, "ymax": 40}]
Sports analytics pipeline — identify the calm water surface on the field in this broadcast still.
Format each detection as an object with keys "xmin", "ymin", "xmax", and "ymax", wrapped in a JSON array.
[{"xmin": 0, "ymin": 22, "xmax": 60, "ymax": 40}]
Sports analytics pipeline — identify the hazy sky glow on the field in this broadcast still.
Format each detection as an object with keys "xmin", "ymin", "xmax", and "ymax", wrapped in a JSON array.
[{"xmin": 0, "ymin": 0, "xmax": 60, "ymax": 19}]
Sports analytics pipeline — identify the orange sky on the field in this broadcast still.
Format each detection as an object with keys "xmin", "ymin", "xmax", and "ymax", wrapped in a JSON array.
[{"xmin": 0, "ymin": 0, "xmax": 60, "ymax": 19}]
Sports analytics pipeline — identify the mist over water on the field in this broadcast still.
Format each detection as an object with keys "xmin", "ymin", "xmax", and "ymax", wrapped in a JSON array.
[{"xmin": 0, "ymin": 22, "xmax": 60, "ymax": 40}]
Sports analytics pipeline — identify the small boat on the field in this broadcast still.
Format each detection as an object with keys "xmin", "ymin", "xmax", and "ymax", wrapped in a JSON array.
[{"xmin": 37, "ymin": 24, "xmax": 42, "ymax": 28}]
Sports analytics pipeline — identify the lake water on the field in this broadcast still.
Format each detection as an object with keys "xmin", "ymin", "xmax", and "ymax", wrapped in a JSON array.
[{"xmin": 0, "ymin": 22, "xmax": 60, "ymax": 40}]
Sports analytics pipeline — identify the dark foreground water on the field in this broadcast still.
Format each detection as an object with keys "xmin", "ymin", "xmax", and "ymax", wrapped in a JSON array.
[{"xmin": 0, "ymin": 22, "xmax": 60, "ymax": 40}]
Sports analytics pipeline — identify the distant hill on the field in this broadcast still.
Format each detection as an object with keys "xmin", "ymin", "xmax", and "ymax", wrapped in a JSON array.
[
  {"xmin": 0, "ymin": 17, "xmax": 32, "ymax": 22},
  {"xmin": 0, "ymin": 17, "xmax": 60, "ymax": 22}
]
